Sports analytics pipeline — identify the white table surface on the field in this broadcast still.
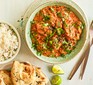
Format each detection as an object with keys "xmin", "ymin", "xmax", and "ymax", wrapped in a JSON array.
[{"xmin": 0, "ymin": 0, "xmax": 93, "ymax": 85}]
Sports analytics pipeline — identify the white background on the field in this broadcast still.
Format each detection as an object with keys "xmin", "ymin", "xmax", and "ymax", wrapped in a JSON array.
[{"xmin": 0, "ymin": 0, "xmax": 93, "ymax": 85}]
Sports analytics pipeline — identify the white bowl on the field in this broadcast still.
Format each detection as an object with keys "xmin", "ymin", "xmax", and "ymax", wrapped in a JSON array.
[
  {"xmin": 25, "ymin": 0, "xmax": 89, "ymax": 63},
  {"xmin": 0, "ymin": 21, "xmax": 21, "ymax": 64}
]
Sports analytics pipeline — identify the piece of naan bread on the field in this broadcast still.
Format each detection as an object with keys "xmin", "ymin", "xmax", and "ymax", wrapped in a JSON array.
[
  {"xmin": 11, "ymin": 61, "xmax": 36, "ymax": 85},
  {"xmin": 0, "ymin": 70, "xmax": 12, "ymax": 85},
  {"xmin": 11, "ymin": 61, "xmax": 48, "ymax": 85},
  {"xmin": 35, "ymin": 67, "xmax": 49, "ymax": 85}
]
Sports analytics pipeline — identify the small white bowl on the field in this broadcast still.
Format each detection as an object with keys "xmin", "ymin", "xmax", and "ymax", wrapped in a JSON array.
[{"xmin": 0, "ymin": 21, "xmax": 21, "ymax": 64}]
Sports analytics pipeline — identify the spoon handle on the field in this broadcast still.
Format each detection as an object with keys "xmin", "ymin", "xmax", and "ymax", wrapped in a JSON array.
[
  {"xmin": 68, "ymin": 40, "xmax": 89, "ymax": 80},
  {"xmin": 79, "ymin": 43, "xmax": 90, "ymax": 79},
  {"xmin": 80, "ymin": 20, "xmax": 93, "ymax": 79}
]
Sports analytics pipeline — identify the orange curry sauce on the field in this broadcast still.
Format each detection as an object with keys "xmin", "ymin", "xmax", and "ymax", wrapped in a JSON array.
[{"xmin": 30, "ymin": 6, "xmax": 84, "ymax": 57}]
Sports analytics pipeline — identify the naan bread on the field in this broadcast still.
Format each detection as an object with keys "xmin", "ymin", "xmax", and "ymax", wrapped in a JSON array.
[
  {"xmin": 11, "ymin": 61, "xmax": 48, "ymax": 85},
  {"xmin": 0, "ymin": 70, "xmax": 12, "ymax": 85},
  {"xmin": 11, "ymin": 61, "xmax": 36, "ymax": 85},
  {"xmin": 35, "ymin": 67, "xmax": 48, "ymax": 85}
]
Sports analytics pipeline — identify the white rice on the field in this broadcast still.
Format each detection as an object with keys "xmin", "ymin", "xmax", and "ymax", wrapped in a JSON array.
[{"xmin": 0, "ymin": 23, "xmax": 18, "ymax": 62}]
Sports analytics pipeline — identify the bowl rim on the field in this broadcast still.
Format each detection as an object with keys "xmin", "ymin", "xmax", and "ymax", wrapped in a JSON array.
[
  {"xmin": 25, "ymin": 0, "xmax": 89, "ymax": 64},
  {"xmin": 0, "ymin": 21, "xmax": 21, "ymax": 64}
]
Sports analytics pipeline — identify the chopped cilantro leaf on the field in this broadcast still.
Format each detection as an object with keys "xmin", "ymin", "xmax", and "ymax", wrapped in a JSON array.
[
  {"xmin": 56, "ymin": 28, "xmax": 65, "ymax": 35},
  {"xmin": 81, "ymin": 23, "xmax": 85, "ymax": 29},
  {"xmin": 60, "ymin": 54, "xmax": 65, "ymax": 57},
  {"xmin": 49, "ymin": 54, "xmax": 54, "ymax": 57},
  {"xmin": 43, "ymin": 15, "xmax": 50, "ymax": 21},
  {"xmin": 49, "ymin": 41, "xmax": 53, "ymax": 45},
  {"xmin": 36, "ymin": 51, "xmax": 41, "ymax": 56},
  {"xmin": 63, "ymin": 21, "xmax": 68, "ymax": 27},
  {"xmin": 66, "ymin": 7, "xmax": 70, "ymax": 12},
  {"xmin": 78, "ymin": 23, "xmax": 85, "ymax": 29},
  {"xmin": 66, "ymin": 49, "xmax": 72, "ymax": 54},
  {"xmin": 54, "ymin": 38, "xmax": 58, "ymax": 43},
  {"xmin": 45, "ymin": 30, "xmax": 56, "ymax": 43},
  {"xmin": 57, "ymin": 12, "xmax": 62, "ymax": 18},
  {"xmin": 31, "ymin": 43, "xmax": 37, "ymax": 49},
  {"xmin": 42, "ymin": 43, "xmax": 47, "ymax": 49},
  {"xmin": 49, "ymin": 47, "xmax": 53, "ymax": 51},
  {"xmin": 43, "ymin": 23, "xmax": 49, "ymax": 27},
  {"xmin": 30, "ymin": 21, "xmax": 35, "ymax": 24},
  {"xmin": 50, "ymin": 7, "xmax": 54, "ymax": 12},
  {"xmin": 62, "ymin": 40, "xmax": 68, "ymax": 45}
]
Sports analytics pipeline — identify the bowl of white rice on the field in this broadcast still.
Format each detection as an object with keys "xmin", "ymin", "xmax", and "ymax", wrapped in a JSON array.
[{"xmin": 0, "ymin": 21, "xmax": 21, "ymax": 64}]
